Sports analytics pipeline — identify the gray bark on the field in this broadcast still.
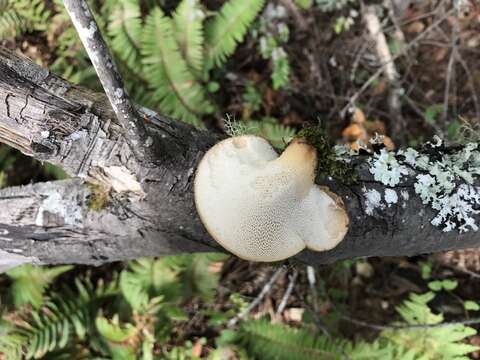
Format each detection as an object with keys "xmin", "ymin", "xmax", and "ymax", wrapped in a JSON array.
[{"xmin": 0, "ymin": 46, "xmax": 479, "ymax": 268}]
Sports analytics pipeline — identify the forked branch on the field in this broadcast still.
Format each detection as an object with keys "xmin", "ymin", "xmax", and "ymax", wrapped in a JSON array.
[{"xmin": 63, "ymin": 0, "xmax": 150, "ymax": 161}]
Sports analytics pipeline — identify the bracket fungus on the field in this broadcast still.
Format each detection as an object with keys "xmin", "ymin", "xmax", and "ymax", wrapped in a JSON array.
[{"xmin": 194, "ymin": 135, "xmax": 349, "ymax": 262}]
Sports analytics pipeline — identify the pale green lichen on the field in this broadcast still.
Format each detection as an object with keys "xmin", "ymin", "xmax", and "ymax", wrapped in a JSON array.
[
  {"xmin": 369, "ymin": 149, "xmax": 409, "ymax": 187},
  {"xmin": 384, "ymin": 189, "xmax": 398, "ymax": 206},
  {"xmin": 366, "ymin": 139, "xmax": 480, "ymax": 233},
  {"xmin": 364, "ymin": 188, "xmax": 383, "ymax": 215}
]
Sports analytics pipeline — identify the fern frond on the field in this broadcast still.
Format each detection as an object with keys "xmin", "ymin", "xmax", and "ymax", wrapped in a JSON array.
[
  {"xmin": 243, "ymin": 118, "xmax": 296, "ymax": 149},
  {"xmin": 6, "ymin": 264, "xmax": 73, "ymax": 308},
  {"xmin": 0, "ymin": 1, "xmax": 25, "ymax": 38},
  {"xmin": 120, "ymin": 257, "xmax": 180, "ymax": 312},
  {"xmin": 108, "ymin": 0, "xmax": 143, "ymax": 70},
  {"xmin": 0, "ymin": 316, "xmax": 25, "ymax": 360},
  {"xmin": 239, "ymin": 320, "xmax": 389, "ymax": 360},
  {"xmin": 204, "ymin": 0, "xmax": 265, "ymax": 70},
  {"xmin": 96, "ymin": 315, "xmax": 139, "ymax": 359},
  {"xmin": 142, "ymin": 7, "xmax": 214, "ymax": 126},
  {"xmin": 0, "ymin": 278, "xmax": 118, "ymax": 359},
  {"xmin": 172, "ymin": 0, "xmax": 205, "ymax": 76},
  {"xmin": 0, "ymin": 0, "xmax": 51, "ymax": 38},
  {"xmin": 16, "ymin": 0, "xmax": 50, "ymax": 32},
  {"xmin": 120, "ymin": 254, "xmax": 226, "ymax": 311},
  {"xmin": 178, "ymin": 253, "xmax": 228, "ymax": 302},
  {"xmin": 381, "ymin": 292, "xmax": 479, "ymax": 359}
]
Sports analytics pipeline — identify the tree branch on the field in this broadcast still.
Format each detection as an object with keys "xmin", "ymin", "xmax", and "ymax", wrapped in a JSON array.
[
  {"xmin": 0, "ymin": 46, "xmax": 480, "ymax": 268},
  {"xmin": 62, "ymin": 0, "xmax": 150, "ymax": 161},
  {"xmin": 0, "ymin": 179, "xmax": 214, "ymax": 271}
]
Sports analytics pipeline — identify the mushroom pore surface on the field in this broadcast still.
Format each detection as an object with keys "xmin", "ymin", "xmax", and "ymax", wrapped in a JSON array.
[{"xmin": 194, "ymin": 135, "xmax": 349, "ymax": 261}]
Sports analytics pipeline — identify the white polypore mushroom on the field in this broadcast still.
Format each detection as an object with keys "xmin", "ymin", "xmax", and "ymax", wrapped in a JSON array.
[{"xmin": 194, "ymin": 135, "xmax": 349, "ymax": 262}]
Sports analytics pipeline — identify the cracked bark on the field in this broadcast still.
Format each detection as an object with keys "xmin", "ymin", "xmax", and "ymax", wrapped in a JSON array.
[{"xmin": 0, "ymin": 46, "xmax": 479, "ymax": 269}]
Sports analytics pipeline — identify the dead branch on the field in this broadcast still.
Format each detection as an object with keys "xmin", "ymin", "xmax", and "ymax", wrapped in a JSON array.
[
  {"xmin": 0, "ymin": 45, "xmax": 480, "ymax": 269},
  {"xmin": 63, "ymin": 0, "xmax": 150, "ymax": 161}
]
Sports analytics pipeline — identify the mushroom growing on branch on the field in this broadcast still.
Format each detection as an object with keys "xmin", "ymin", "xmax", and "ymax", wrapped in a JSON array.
[{"xmin": 194, "ymin": 135, "xmax": 349, "ymax": 261}]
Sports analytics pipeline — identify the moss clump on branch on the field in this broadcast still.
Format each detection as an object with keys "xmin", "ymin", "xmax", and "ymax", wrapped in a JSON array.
[
  {"xmin": 297, "ymin": 127, "xmax": 357, "ymax": 185},
  {"xmin": 87, "ymin": 184, "xmax": 109, "ymax": 211}
]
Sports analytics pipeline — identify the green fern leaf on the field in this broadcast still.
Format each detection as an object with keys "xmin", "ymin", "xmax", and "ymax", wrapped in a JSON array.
[
  {"xmin": 0, "ymin": 0, "xmax": 51, "ymax": 39},
  {"xmin": 172, "ymin": 0, "xmax": 205, "ymax": 76},
  {"xmin": 6, "ymin": 264, "xmax": 73, "ymax": 308},
  {"xmin": 108, "ymin": 0, "xmax": 143, "ymax": 70},
  {"xmin": 0, "ymin": 316, "xmax": 25, "ymax": 360},
  {"xmin": 120, "ymin": 254, "xmax": 226, "ymax": 311},
  {"xmin": 18, "ymin": 0, "xmax": 50, "ymax": 31},
  {"xmin": 0, "ymin": 278, "xmax": 118, "ymax": 359},
  {"xmin": 0, "ymin": 2, "xmax": 25, "ymax": 38},
  {"xmin": 381, "ymin": 292, "xmax": 479, "ymax": 359},
  {"xmin": 243, "ymin": 118, "xmax": 296, "ymax": 149},
  {"xmin": 294, "ymin": 0, "xmax": 313, "ymax": 9},
  {"xmin": 204, "ymin": 0, "xmax": 265, "ymax": 70},
  {"xmin": 120, "ymin": 258, "xmax": 181, "ymax": 312},
  {"xmin": 96, "ymin": 315, "xmax": 138, "ymax": 360},
  {"xmin": 238, "ymin": 320, "xmax": 389, "ymax": 360},
  {"xmin": 178, "ymin": 253, "xmax": 228, "ymax": 302},
  {"xmin": 142, "ymin": 7, "xmax": 214, "ymax": 126}
]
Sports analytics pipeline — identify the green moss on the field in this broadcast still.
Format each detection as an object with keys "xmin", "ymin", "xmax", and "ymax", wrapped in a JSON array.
[
  {"xmin": 297, "ymin": 127, "xmax": 357, "ymax": 184},
  {"xmin": 87, "ymin": 184, "xmax": 109, "ymax": 211}
]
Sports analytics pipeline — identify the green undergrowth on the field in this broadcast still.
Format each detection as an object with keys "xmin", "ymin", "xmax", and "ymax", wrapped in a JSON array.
[{"xmin": 1, "ymin": 258, "xmax": 478, "ymax": 359}]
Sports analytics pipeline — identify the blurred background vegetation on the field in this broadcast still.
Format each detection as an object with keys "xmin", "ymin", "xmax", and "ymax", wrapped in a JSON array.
[{"xmin": 1, "ymin": 0, "xmax": 480, "ymax": 358}]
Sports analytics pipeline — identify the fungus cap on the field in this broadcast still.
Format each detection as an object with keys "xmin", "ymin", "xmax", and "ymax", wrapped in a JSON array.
[{"xmin": 194, "ymin": 135, "xmax": 349, "ymax": 262}]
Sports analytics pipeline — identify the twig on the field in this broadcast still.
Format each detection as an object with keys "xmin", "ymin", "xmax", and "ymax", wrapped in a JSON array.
[
  {"xmin": 454, "ymin": 52, "xmax": 480, "ymax": 123},
  {"xmin": 446, "ymin": 264, "xmax": 480, "ymax": 280},
  {"xmin": 306, "ymin": 265, "xmax": 319, "ymax": 312},
  {"xmin": 276, "ymin": 269, "xmax": 298, "ymax": 316},
  {"xmin": 363, "ymin": 4, "xmax": 404, "ymax": 141},
  {"xmin": 340, "ymin": 6, "xmax": 454, "ymax": 118},
  {"xmin": 278, "ymin": 0, "xmax": 308, "ymax": 31},
  {"xmin": 63, "ymin": 0, "xmax": 150, "ymax": 161},
  {"xmin": 387, "ymin": 0, "xmax": 406, "ymax": 46},
  {"xmin": 305, "ymin": 266, "xmax": 329, "ymax": 335},
  {"xmin": 364, "ymin": 5, "xmax": 398, "ymax": 84},
  {"xmin": 342, "ymin": 315, "xmax": 480, "ymax": 331},
  {"xmin": 442, "ymin": 6, "xmax": 459, "ymax": 128},
  {"xmin": 228, "ymin": 266, "xmax": 285, "ymax": 327}
]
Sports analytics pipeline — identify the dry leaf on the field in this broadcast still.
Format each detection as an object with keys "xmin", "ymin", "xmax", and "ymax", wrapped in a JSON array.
[
  {"xmin": 352, "ymin": 108, "xmax": 366, "ymax": 124},
  {"xmin": 383, "ymin": 136, "xmax": 395, "ymax": 150},
  {"xmin": 191, "ymin": 339, "xmax": 203, "ymax": 357},
  {"xmin": 371, "ymin": 80, "xmax": 387, "ymax": 96},
  {"xmin": 350, "ymin": 141, "xmax": 362, "ymax": 151},
  {"xmin": 467, "ymin": 34, "xmax": 480, "ymax": 48},
  {"xmin": 208, "ymin": 261, "xmax": 224, "ymax": 274},
  {"xmin": 365, "ymin": 119, "xmax": 386, "ymax": 134},
  {"xmin": 356, "ymin": 261, "xmax": 374, "ymax": 278},
  {"xmin": 284, "ymin": 307, "xmax": 304, "ymax": 322},
  {"xmin": 405, "ymin": 21, "xmax": 425, "ymax": 33},
  {"xmin": 433, "ymin": 47, "xmax": 448, "ymax": 62},
  {"xmin": 342, "ymin": 123, "xmax": 368, "ymax": 141},
  {"xmin": 469, "ymin": 336, "xmax": 480, "ymax": 359}
]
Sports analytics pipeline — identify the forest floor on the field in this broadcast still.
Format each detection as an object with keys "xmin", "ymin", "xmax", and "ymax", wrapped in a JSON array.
[{"xmin": 2, "ymin": 0, "xmax": 480, "ymax": 358}]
